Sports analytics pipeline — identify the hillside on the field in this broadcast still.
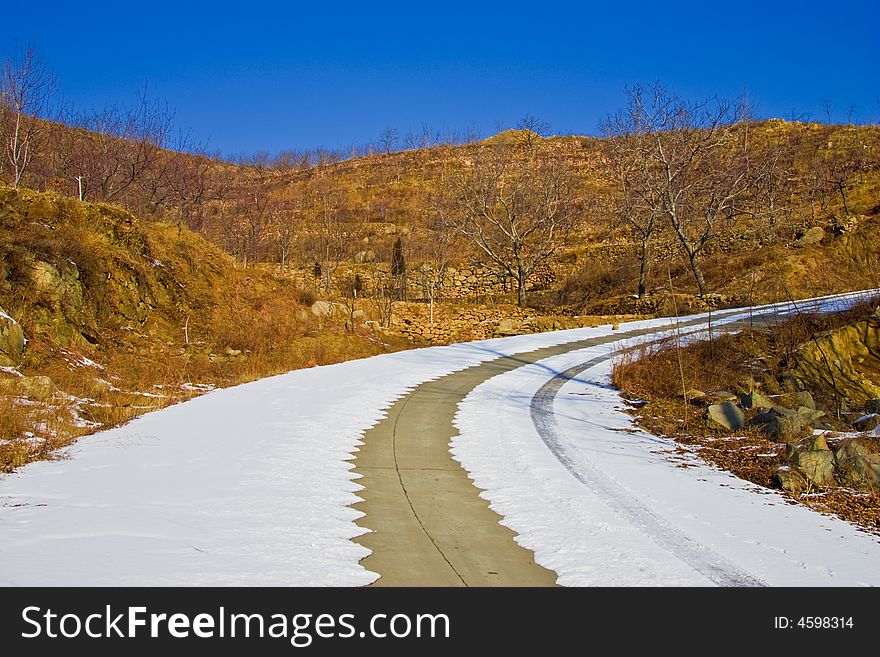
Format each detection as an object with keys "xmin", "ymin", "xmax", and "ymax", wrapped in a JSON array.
[
  {"xmin": 8, "ymin": 112, "xmax": 880, "ymax": 319},
  {"xmin": 0, "ymin": 187, "xmax": 409, "ymax": 470}
]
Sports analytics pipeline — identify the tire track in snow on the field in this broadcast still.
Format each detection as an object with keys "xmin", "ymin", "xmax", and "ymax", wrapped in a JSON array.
[{"xmin": 530, "ymin": 352, "xmax": 766, "ymax": 587}]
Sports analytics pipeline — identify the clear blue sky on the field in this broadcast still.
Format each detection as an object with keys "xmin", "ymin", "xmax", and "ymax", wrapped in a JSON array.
[{"xmin": 3, "ymin": 0, "xmax": 878, "ymax": 155}]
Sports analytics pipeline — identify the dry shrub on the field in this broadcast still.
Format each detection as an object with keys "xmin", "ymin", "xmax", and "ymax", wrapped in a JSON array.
[
  {"xmin": 612, "ymin": 332, "xmax": 756, "ymax": 401},
  {"xmin": 554, "ymin": 257, "xmax": 635, "ymax": 307}
]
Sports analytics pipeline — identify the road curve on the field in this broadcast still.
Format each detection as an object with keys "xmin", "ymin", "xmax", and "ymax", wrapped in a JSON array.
[{"xmin": 352, "ymin": 310, "xmax": 748, "ymax": 586}]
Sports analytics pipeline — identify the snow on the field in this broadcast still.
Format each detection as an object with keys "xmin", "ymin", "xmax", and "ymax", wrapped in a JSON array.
[
  {"xmin": 0, "ymin": 289, "xmax": 876, "ymax": 586},
  {"xmin": 452, "ymin": 294, "xmax": 880, "ymax": 586},
  {"xmin": 0, "ymin": 316, "xmax": 690, "ymax": 586}
]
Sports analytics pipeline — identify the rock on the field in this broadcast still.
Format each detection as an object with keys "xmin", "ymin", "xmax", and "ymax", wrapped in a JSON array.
[
  {"xmin": 707, "ymin": 390, "xmax": 738, "ymax": 403},
  {"xmin": 865, "ymin": 399, "xmax": 880, "ymax": 414},
  {"xmin": 354, "ymin": 250, "xmax": 376, "ymax": 264},
  {"xmin": 364, "ymin": 320, "xmax": 381, "ymax": 330},
  {"xmin": 497, "ymin": 319, "xmax": 522, "ymax": 335},
  {"xmin": 834, "ymin": 439, "xmax": 880, "ymax": 490},
  {"xmin": 0, "ymin": 375, "xmax": 53, "ymax": 398},
  {"xmin": 773, "ymin": 466, "xmax": 810, "ymax": 495},
  {"xmin": 853, "ymin": 414, "xmax": 880, "ymax": 432},
  {"xmin": 707, "ymin": 402, "xmax": 745, "ymax": 431},
  {"xmin": 741, "ymin": 390, "xmax": 774, "ymax": 410},
  {"xmin": 295, "ymin": 309, "xmax": 311, "ymax": 323},
  {"xmin": 612, "ymin": 324, "xmax": 620, "ymax": 331},
  {"xmin": 792, "ymin": 449, "xmax": 835, "ymax": 486},
  {"xmin": 352, "ymin": 309, "xmax": 366, "ymax": 321},
  {"xmin": 751, "ymin": 407, "xmax": 809, "ymax": 443},
  {"xmin": 683, "ymin": 389, "xmax": 707, "ymax": 401},
  {"xmin": 795, "ymin": 226, "xmax": 825, "ymax": 247},
  {"xmin": 789, "ymin": 391, "xmax": 817, "ymax": 410},
  {"xmin": 223, "ymin": 347, "xmax": 241, "ymax": 357},
  {"xmin": 789, "ymin": 319, "xmax": 880, "ymax": 407},
  {"xmin": 310, "ymin": 300, "xmax": 337, "ymax": 317},
  {"xmin": 0, "ymin": 308, "xmax": 26, "ymax": 366},
  {"xmin": 801, "ymin": 434, "xmax": 831, "ymax": 452}
]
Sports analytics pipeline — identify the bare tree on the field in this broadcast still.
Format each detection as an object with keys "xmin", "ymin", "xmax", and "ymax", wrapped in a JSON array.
[
  {"xmin": 71, "ymin": 86, "xmax": 173, "ymax": 202},
  {"xmin": 605, "ymin": 84, "xmax": 759, "ymax": 298},
  {"xmin": 446, "ymin": 144, "xmax": 577, "ymax": 306},
  {"xmin": 305, "ymin": 181, "xmax": 360, "ymax": 293},
  {"xmin": 515, "ymin": 114, "xmax": 550, "ymax": 148},
  {"xmin": 0, "ymin": 44, "xmax": 56, "ymax": 187},
  {"xmin": 378, "ymin": 127, "xmax": 399, "ymax": 155},
  {"xmin": 413, "ymin": 210, "xmax": 458, "ymax": 324}
]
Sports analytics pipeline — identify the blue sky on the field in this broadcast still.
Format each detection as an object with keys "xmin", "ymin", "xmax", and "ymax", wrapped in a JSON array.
[{"xmin": 2, "ymin": 1, "xmax": 878, "ymax": 155}]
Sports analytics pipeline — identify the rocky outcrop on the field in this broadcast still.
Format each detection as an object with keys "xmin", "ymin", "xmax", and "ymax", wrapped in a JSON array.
[
  {"xmin": 789, "ymin": 312, "xmax": 880, "ymax": 407},
  {"xmin": 0, "ymin": 308, "xmax": 25, "ymax": 366}
]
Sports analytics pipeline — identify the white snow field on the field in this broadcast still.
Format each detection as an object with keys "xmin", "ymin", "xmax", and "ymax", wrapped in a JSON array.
[{"xmin": 0, "ymin": 290, "xmax": 876, "ymax": 586}]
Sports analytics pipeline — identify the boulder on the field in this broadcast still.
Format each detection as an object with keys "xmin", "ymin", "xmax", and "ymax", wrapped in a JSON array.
[
  {"xmin": 751, "ymin": 406, "xmax": 813, "ymax": 443},
  {"xmin": 497, "ymin": 319, "xmax": 523, "ymax": 336},
  {"xmin": 707, "ymin": 402, "xmax": 745, "ymax": 431},
  {"xmin": 853, "ymin": 414, "xmax": 880, "ymax": 432},
  {"xmin": 795, "ymin": 226, "xmax": 825, "ymax": 247},
  {"xmin": 741, "ymin": 390, "xmax": 774, "ymax": 410},
  {"xmin": 683, "ymin": 389, "xmax": 707, "ymax": 402},
  {"xmin": 0, "ymin": 309, "xmax": 25, "ymax": 367},
  {"xmin": 789, "ymin": 391, "xmax": 817, "ymax": 410},
  {"xmin": 310, "ymin": 300, "xmax": 337, "ymax": 317},
  {"xmin": 792, "ymin": 449, "xmax": 835, "ymax": 486},
  {"xmin": 773, "ymin": 466, "xmax": 810, "ymax": 495},
  {"xmin": 802, "ymin": 434, "xmax": 830, "ymax": 452},
  {"xmin": 834, "ymin": 439, "xmax": 880, "ymax": 490}
]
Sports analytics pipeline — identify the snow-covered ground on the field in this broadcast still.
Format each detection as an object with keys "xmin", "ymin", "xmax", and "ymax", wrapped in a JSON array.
[
  {"xmin": 453, "ymin": 295, "xmax": 880, "ymax": 586},
  {"xmin": 0, "ymin": 290, "xmax": 876, "ymax": 586}
]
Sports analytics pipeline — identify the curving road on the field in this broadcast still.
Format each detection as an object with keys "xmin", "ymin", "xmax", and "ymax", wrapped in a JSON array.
[{"xmin": 352, "ymin": 309, "xmax": 753, "ymax": 586}]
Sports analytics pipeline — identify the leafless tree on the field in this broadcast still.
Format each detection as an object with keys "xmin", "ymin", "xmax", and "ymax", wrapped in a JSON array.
[
  {"xmin": 414, "ymin": 210, "xmax": 458, "ymax": 324},
  {"xmin": 378, "ymin": 126, "xmax": 399, "ymax": 155},
  {"xmin": 304, "ymin": 181, "xmax": 360, "ymax": 293},
  {"xmin": 70, "ymin": 86, "xmax": 172, "ymax": 202},
  {"xmin": 515, "ymin": 114, "xmax": 550, "ymax": 148},
  {"xmin": 0, "ymin": 44, "xmax": 56, "ymax": 187},
  {"xmin": 446, "ymin": 144, "xmax": 577, "ymax": 306},
  {"xmin": 605, "ymin": 84, "xmax": 760, "ymax": 298}
]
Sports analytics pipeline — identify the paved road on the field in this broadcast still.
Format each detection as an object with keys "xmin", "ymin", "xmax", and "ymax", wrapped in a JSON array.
[{"xmin": 352, "ymin": 310, "xmax": 751, "ymax": 586}]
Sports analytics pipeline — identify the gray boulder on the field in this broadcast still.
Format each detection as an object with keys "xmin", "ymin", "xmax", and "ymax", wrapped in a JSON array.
[
  {"xmin": 751, "ymin": 405, "xmax": 824, "ymax": 443},
  {"xmin": 310, "ymin": 300, "xmax": 339, "ymax": 317},
  {"xmin": 793, "ymin": 449, "xmax": 835, "ymax": 486},
  {"xmin": 834, "ymin": 439, "xmax": 880, "ymax": 490},
  {"xmin": 707, "ymin": 402, "xmax": 745, "ymax": 431},
  {"xmin": 741, "ymin": 390, "xmax": 774, "ymax": 410}
]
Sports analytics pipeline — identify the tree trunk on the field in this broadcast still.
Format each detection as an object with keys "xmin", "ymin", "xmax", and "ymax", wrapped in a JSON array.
[
  {"xmin": 637, "ymin": 236, "xmax": 651, "ymax": 298},
  {"xmin": 688, "ymin": 251, "xmax": 708, "ymax": 298},
  {"xmin": 516, "ymin": 262, "xmax": 527, "ymax": 306},
  {"xmin": 838, "ymin": 182, "xmax": 850, "ymax": 214}
]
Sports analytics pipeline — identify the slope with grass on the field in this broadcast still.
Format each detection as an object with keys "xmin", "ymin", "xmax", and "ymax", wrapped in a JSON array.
[{"xmin": 0, "ymin": 186, "xmax": 409, "ymax": 471}]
